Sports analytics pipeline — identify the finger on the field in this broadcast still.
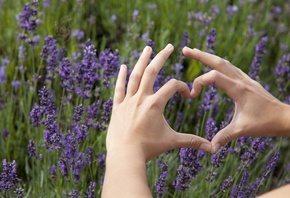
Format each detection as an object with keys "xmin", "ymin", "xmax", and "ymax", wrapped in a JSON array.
[
  {"xmin": 126, "ymin": 46, "xmax": 152, "ymax": 96},
  {"xmin": 154, "ymin": 79, "xmax": 190, "ymax": 109},
  {"xmin": 182, "ymin": 47, "xmax": 240, "ymax": 78},
  {"xmin": 173, "ymin": 132, "xmax": 212, "ymax": 153},
  {"xmin": 211, "ymin": 124, "xmax": 239, "ymax": 153},
  {"xmin": 113, "ymin": 64, "xmax": 127, "ymax": 105},
  {"xmin": 139, "ymin": 44, "xmax": 174, "ymax": 94},
  {"xmin": 191, "ymin": 70, "xmax": 239, "ymax": 101}
]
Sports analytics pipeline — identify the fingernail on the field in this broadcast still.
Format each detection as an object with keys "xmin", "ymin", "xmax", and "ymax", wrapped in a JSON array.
[
  {"xmin": 199, "ymin": 143, "xmax": 212, "ymax": 152},
  {"xmin": 213, "ymin": 143, "xmax": 221, "ymax": 153},
  {"xmin": 143, "ymin": 46, "xmax": 151, "ymax": 53},
  {"xmin": 164, "ymin": 43, "xmax": 173, "ymax": 51},
  {"xmin": 120, "ymin": 64, "xmax": 126, "ymax": 71}
]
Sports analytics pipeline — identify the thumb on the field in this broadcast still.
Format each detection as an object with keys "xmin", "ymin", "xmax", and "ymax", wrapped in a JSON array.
[
  {"xmin": 172, "ymin": 132, "xmax": 212, "ymax": 153},
  {"xmin": 211, "ymin": 124, "xmax": 238, "ymax": 153}
]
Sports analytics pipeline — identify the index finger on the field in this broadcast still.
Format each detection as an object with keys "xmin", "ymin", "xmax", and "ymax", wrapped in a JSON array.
[{"xmin": 182, "ymin": 47, "xmax": 239, "ymax": 78}]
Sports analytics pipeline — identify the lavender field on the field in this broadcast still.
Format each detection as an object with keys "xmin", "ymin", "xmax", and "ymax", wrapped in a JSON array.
[{"xmin": 0, "ymin": 0, "xmax": 290, "ymax": 197}]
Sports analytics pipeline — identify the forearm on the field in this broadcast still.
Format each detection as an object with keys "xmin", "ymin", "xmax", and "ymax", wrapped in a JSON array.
[
  {"xmin": 101, "ymin": 147, "xmax": 152, "ymax": 198},
  {"xmin": 257, "ymin": 184, "xmax": 290, "ymax": 198}
]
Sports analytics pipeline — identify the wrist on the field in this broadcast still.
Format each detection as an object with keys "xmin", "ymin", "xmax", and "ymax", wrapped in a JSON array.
[
  {"xmin": 106, "ymin": 145, "xmax": 147, "ymax": 164},
  {"xmin": 280, "ymin": 103, "xmax": 290, "ymax": 136}
]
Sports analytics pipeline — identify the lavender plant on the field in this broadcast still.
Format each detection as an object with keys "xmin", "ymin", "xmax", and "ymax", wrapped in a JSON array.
[{"xmin": 0, "ymin": 0, "xmax": 290, "ymax": 197}]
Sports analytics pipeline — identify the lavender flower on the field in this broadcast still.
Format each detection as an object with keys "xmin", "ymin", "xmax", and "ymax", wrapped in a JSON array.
[
  {"xmin": 28, "ymin": 139, "xmax": 42, "ymax": 159},
  {"xmin": 274, "ymin": 53, "xmax": 290, "ymax": 95},
  {"xmin": 75, "ymin": 41, "xmax": 100, "ymax": 98},
  {"xmin": 0, "ymin": 58, "xmax": 9, "ymax": 85},
  {"xmin": 99, "ymin": 49, "xmax": 119, "ymax": 88},
  {"xmin": 49, "ymin": 165, "xmax": 57, "ymax": 181},
  {"xmin": 240, "ymin": 137, "xmax": 271, "ymax": 168},
  {"xmin": 262, "ymin": 152, "xmax": 280, "ymax": 179},
  {"xmin": 43, "ymin": 0, "xmax": 50, "ymax": 8},
  {"xmin": 219, "ymin": 176, "xmax": 233, "ymax": 193},
  {"xmin": 155, "ymin": 161, "xmax": 168, "ymax": 197},
  {"xmin": 133, "ymin": 9, "xmax": 139, "ymax": 21},
  {"xmin": 2, "ymin": 129, "xmax": 9, "ymax": 139},
  {"xmin": 211, "ymin": 145, "xmax": 229, "ymax": 168},
  {"xmin": 0, "ymin": 160, "xmax": 21, "ymax": 191},
  {"xmin": 74, "ymin": 124, "xmax": 89, "ymax": 142},
  {"xmin": 25, "ymin": 34, "xmax": 40, "ymax": 46},
  {"xmin": 97, "ymin": 153, "xmax": 106, "ymax": 185},
  {"xmin": 43, "ymin": 115, "xmax": 62, "ymax": 151},
  {"xmin": 226, "ymin": 5, "xmax": 239, "ymax": 16},
  {"xmin": 16, "ymin": 1, "xmax": 40, "ymax": 32},
  {"xmin": 73, "ymin": 104, "xmax": 84, "ymax": 123},
  {"xmin": 85, "ymin": 181, "xmax": 96, "ymax": 198},
  {"xmin": 101, "ymin": 99, "xmax": 113, "ymax": 130},
  {"xmin": 30, "ymin": 104, "xmax": 44, "ymax": 127},
  {"xmin": 206, "ymin": 29, "xmax": 217, "ymax": 54},
  {"xmin": 87, "ymin": 100, "xmax": 101, "ymax": 119},
  {"xmin": 41, "ymin": 36, "xmax": 60, "ymax": 80},
  {"xmin": 205, "ymin": 117, "xmax": 218, "ymax": 141},
  {"xmin": 231, "ymin": 171, "xmax": 249, "ymax": 198},
  {"xmin": 58, "ymin": 157, "xmax": 68, "ymax": 177},
  {"xmin": 38, "ymin": 87, "xmax": 57, "ymax": 115},
  {"xmin": 71, "ymin": 190, "xmax": 79, "ymax": 198},
  {"xmin": 71, "ymin": 152, "xmax": 86, "ymax": 183},
  {"xmin": 111, "ymin": 14, "xmax": 117, "ymax": 22},
  {"xmin": 212, "ymin": 5, "xmax": 220, "ymax": 15},
  {"xmin": 201, "ymin": 84, "xmax": 218, "ymax": 112},
  {"xmin": 173, "ymin": 148, "xmax": 203, "ymax": 191},
  {"xmin": 249, "ymin": 36, "xmax": 268, "ymax": 80},
  {"xmin": 14, "ymin": 187, "xmax": 25, "ymax": 197},
  {"xmin": 63, "ymin": 132, "xmax": 77, "ymax": 159},
  {"xmin": 85, "ymin": 147, "xmax": 93, "ymax": 165},
  {"xmin": 11, "ymin": 80, "xmax": 21, "ymax": 91},
  {"xmin": 147, "ymin": 39, "xmax": 155, "ymax": 60},
  {"xmin": 59, "ymin": 58, "xmax": 74, "ymax": 92},
  {"xmin": 180, "ymin": 31, "xmax": 188, "ymax": 53},
  {"xmin": 72, "ymin": 29, "xmax": 85, "ymax": 40}
]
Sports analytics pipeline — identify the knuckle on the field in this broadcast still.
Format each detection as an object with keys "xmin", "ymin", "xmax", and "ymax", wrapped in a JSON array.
[
  {"xmin": 129, "ymin": 73, "xmax": 141, "ymax": 82},
  {"xmin": 223, "ymin": 132, "xmax": 232, "ymax": 144},
  {"xmin": 145, "ymin": 66, "xmax": 158, "ymax": 76},
  {"xmin": 209, "ymin": 70, "xmax": 219, "ymax": 79},
  {"xmin": 169, "ymin": 78, "xmax": 178, "ymax": 86},
  {"xmin": 236, "ymin": 82, "xmax": 248, "ymax": 93},
  {"xmin": 216, "ymin": 58, "xmax": 226, "ymax": 67},
  {"xmin": 188, "ymin": 137, "xmax": 197, "ymax": 148}
]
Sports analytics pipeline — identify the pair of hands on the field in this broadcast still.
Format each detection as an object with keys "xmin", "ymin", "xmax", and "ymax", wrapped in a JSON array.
[{"xmin": 106, "ymin": 44, "xmax": 290, "ymax": 162}]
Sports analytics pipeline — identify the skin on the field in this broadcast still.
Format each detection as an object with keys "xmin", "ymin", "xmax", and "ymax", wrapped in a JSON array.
[
  {"xmin": 182, "ymin": 47, "xmax": 290, "ymax": 153},
  {"xmin": 102, "ymin": 45, "xmax": 290, "ymax": 197},
  {"xmin": 102, "ymin": 44, "xmax": 212, "ymax": 198}
]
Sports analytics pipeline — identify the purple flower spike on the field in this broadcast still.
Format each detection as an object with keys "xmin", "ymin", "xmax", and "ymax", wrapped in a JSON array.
[
  {"xmin": 0, "ymin": 159, "xmax": 21, "ymax": 191},
  {"xmin": 263, "ymin": 152, "xmax": 280, "ymax": 179},
  {"xmin": 16, "ymin": 1, "xmax": 39, "ymax": 32},
  {"xmin": 85, "ymin": 181, "xmax": 96, "ymax": 198},
  {"xmin": 155, "ymin": 161, "xmax": 168, "ymax": 197},
  {"xmin": 249, "ymin": 36, "xmax": 268, "ymax": 80}
]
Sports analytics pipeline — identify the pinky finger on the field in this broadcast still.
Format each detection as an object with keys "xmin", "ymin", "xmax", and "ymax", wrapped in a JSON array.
[{"xmin": 114, "ymin": 64, "xmax": 127, "ymax": 105}]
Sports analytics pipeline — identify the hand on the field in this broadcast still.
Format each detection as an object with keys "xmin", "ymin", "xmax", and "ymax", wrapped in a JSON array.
[
  {"xmin": 106, "ymin": 44, "xmax": 212, "ymax": 162},
  {"xmin": 183, "ymin": 47, "xmax": 290, "ymax": 153}
]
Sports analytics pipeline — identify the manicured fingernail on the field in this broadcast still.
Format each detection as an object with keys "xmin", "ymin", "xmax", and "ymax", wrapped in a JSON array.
[
  {"xmin": 164, "ymin": 43, "xmax": 173, "ymax": 51},
  {"xmin": 213, "ymin": 143, "xmax": 221, "ymax": 153},
  {"xmin": 143, "ymin": 46, "xmax": 151, "ymax": 53},
  {"xmin": 199, "ymin": 143, "xmax": 212, "ymax": 152}
]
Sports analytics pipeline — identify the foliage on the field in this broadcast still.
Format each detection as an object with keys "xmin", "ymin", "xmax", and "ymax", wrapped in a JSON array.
[{"xmin": 0, "ymin": 0, "xmax": 290, "ymax": 197}]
